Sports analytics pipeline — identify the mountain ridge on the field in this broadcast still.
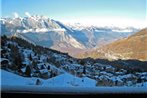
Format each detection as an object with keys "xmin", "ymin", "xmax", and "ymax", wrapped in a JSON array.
[
  {"xmin": 1, "ymin": 15, "xmax": 139, "ymax": 56},
  {"xmin": 77, "ymin": 28, "xmax": 147, "ymax": 61}
]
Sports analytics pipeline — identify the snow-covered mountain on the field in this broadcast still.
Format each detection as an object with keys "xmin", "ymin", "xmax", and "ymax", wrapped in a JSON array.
[
  {"xmin": 0, "ymin": 15, "xmax": 139, "ymax": 56},
  {"xmin": 0, "ymin": 15, "xmax": 85, "ymax": 50},
  {"xmin": 67, "ymin": 24, "xmax": 138, "ymax": 48}
]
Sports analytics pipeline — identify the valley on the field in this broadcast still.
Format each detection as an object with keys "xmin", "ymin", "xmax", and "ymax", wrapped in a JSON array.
[{"xmin": 1, "ymin": 15, "xmax": 147, "ymax": 92}]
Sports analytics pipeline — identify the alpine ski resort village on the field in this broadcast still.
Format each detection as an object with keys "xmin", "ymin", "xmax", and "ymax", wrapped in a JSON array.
[{"xmin": 1, "ymin": 0, "xmax": 147, "ymax": 94}]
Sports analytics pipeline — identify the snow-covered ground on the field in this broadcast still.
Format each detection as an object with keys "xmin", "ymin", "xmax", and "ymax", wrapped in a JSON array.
[
  {"xmin": 1, "ymin": 69, "xmax": 147, "ymax": 94},
  {"xmin": 1, "ymin": 69, "xmax": 96, "ymax": 87}
]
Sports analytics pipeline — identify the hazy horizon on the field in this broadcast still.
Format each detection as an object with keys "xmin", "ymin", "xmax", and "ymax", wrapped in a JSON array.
[{"xmin": 1, "ymin": 0, "xmax": 146, "ymax": 28}]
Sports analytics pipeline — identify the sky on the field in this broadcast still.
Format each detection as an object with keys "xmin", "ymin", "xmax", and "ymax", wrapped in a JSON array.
[{"xmin": 1, "ymin": 0, "xmax": 147, "ymax": 28}]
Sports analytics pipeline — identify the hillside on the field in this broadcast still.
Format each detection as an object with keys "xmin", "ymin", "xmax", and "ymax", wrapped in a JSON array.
[
  {"xmin": 77, "ymin": 28, "xmax": 147, "ymax": 61},
  {"xmin": 1, "ymin": 35, "xmax": 147, "ymax": 88}
]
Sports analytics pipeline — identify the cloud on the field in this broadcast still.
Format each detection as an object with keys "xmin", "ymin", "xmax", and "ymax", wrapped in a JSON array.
[
  {"xmin": 13, "ymin": 12, "xmax": 19, "ymax": 18},
  {"xmin": 61, "ymin": 17, "xmax": 146, "ymax": 28},
  {"xmin": 25, "ymin": 12, "xmax": 31, "ymax": 17}
]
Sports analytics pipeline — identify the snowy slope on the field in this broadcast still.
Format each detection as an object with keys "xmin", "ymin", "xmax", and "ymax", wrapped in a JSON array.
[
  {"xmin": 1, "ymin": 69, "xmax": 147, "ymax": 94},
  {"xmin": 1, "ymin": 69, "xmax": 96, "ymax": 87},
  {"xmin": 1, "ymin": 69, "xmax": 37, "ymax": 86},
  {"xmin": 42, "ymin": 73, "xmax": 96, "ymax": 87}
]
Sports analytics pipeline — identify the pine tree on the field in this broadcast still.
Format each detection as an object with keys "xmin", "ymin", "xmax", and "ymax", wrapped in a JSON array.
[
  {"xmin": 50, "ymin": 70, "xmax": 53, "ymax": 78},
  {"xmin": 2, "ymin": 35, "xmax": 7, "ymax": 40},
  {"xmin": 137, "ymin": 78, "xmax": 142, "ymax": 83},
  {"xmin": 14, "ymin": 53, "xmax": 23, "ymax": 70},
  {"xmin": 47, "ymin": 66, "xmax": 50, "ymax": 70},
  {"xmin": 10, "ymin": 45, "xmax": 22, "ymax": 70},
  {"xmin": 41, "ymin": 65, "xmax": 45, "ymax": 69},
  {"xmin": 29, "ymin": 54, "xmax": 32, "ymax": 61},
  {"xmin": 34, "ymin": 52, "xmax": 37, "ymax": 56},
  {"xmin": 7, "ymin": 43, "xmax": 11, "ymax": 49},
  {"xmin": 103, "ymin": 66, "xmax": 106, "ymax": 70},
  {"xmin": 80, "ymin": 60, "xmax": 85, "ymax": 65},
  {"xmin": 1, "ymin": 39, "xmax": 5, "ymax": 46},
  {"xmin": 32, "ymin": 60, "xmax": 37, "ymax": 69},
  {"xmin": 25, "ymin": 66, "xmax": 31, "ymax": 77},
  {"xmin": 83, "ymin": 66, "xmax": 86, "ymax": 74}
]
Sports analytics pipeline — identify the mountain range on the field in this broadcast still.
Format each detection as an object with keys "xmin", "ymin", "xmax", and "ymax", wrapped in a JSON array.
[{"xmin": 0, "ymin": 15, "xmax": 139, "ymax": 56}]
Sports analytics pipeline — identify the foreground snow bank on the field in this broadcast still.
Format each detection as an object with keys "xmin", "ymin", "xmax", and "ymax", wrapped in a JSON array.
[
  {"xmin": 1, "ymin": 69, "xmax": 96, "ymax": 87},
  {"xmin": 1, "ymin": 69, "xmax": 147, "ymax": 94},
  {"xmin": 42, "ymin": 73, "xmax": 96, "ymax": 87}
]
